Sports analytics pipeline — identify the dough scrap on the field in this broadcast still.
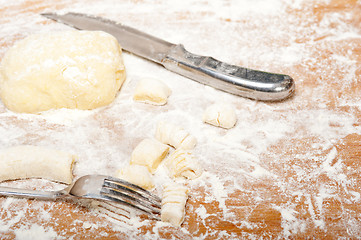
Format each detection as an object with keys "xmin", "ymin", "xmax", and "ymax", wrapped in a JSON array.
[
  {"xmin": 155, "ymin": 121, "xmax": 197, "ymax": 150},
  {"xmin": 0, "ymin": 30, "xmax": 126, "ymax": 113},
  {"xmin": 133, "ymin": 78, "xmax": 171, "ymax": 105},
  {"xmin": 165, "ymin": 149, "xmax": 202, "ymax": 180},
  {"xmin": 202, "ymin": 103, "xmax": 237, "ymax": 129},
  {"xmin": 161, "ymin": 182, "xmax": 189, "ymax": 227},
  {"xmin": 0, "ymin": 145, "xmax": 76, "ymax": 184},
  {"xmin": 115, "ymin": 164, "xmax": 154, "ymax": 190},
  {"xmin": 130, "ymin": 139, "xmax": 169, "ymax": 173}
]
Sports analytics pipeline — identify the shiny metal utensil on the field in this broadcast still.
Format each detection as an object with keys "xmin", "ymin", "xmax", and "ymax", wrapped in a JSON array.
[
  {"xmin": 41, "ymin": 12, "xmax": 295, "ymax": 101},
  {"xmin": 0, "ymin": 175, "xmax": 161, "ymax": 220}
]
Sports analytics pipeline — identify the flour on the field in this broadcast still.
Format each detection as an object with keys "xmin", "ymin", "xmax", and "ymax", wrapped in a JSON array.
[
  {"xmin": 0, "ymin": 0, "xmax": 361, "ymax": 239},
  {"xmin": 14, "ymin": 224, "xmax": 59, "ymax": 240}
]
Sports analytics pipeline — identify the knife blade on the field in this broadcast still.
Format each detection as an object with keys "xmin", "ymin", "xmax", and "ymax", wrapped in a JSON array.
[{"xmin": 41, "ymin": 12, "xmax": 295, "ymax": 101}]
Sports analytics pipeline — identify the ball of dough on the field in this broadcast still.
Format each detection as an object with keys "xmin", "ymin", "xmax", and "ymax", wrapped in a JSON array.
[{"xmin": 0, "ymin": 30, "xmax": 126, "ymax": 113}]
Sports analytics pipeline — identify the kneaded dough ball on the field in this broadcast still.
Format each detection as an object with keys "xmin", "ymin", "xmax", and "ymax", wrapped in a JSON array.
[
  {"xmin": 203, "ymin": 103, "xmax": 237, "ymax": 129},
  {"xmin": 0, "ymin": 30, "xmax": 126, "ymax": 113}
]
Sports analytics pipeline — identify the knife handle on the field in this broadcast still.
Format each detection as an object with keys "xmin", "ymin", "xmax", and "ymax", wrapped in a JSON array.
[{"xmin": 162, "ymin": 44, "xmax": 295, "ymax": 101}]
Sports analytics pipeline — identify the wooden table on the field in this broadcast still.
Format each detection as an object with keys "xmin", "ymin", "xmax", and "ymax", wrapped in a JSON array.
[{"xmin": 0, "ymin": 0, "xmax": 360, "ymax": 239}]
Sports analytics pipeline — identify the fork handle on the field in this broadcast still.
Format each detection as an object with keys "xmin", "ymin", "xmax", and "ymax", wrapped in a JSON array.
[{"xmin": 0, "ymin": 186, "xmax": 66, "ymax": 201}]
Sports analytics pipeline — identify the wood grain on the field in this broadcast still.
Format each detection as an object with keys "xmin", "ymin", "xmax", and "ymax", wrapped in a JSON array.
[{"xmin": 0, "ymin": 0, "xmax": 360, "ymax": 239}]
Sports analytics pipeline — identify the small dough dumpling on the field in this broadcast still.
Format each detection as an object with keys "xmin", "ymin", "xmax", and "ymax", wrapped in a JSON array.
[
  {"xmin": 0, "ymin": 145, "xmax": 76, "ymax": 184},
  {"xmin": 165, "ymin": 149, "xmax": 202, "ymax": 180},
  {"xmin": 0, "ymin": 30, "xmax": 126, "ymax": 113},
  {"xmin": 115, "ymin": 164, "xmax": 154, "ymax": 190},
  {"xmin": 155, "ymin": 121, "xmax": 197, "ymax": 150},
  {"xmin": 133, "ymin": 78, "xmax": 171, "ymax": 105},
  {"xmin": 161, "ymin": 182, "xmax": 189, "ymax": 227},
  {"xmin": 202, "ymin": 103, "xmax": 237, "ymax": 129},
  {"xmin": 130, "ymin": 139, "xmax": 169, "ymax": 173}
]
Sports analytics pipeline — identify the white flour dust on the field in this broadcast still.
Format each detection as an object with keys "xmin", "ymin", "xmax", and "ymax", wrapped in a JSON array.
[{"xmin": 0, "ymin": 0, "xmax": 361, "ymax": 239}]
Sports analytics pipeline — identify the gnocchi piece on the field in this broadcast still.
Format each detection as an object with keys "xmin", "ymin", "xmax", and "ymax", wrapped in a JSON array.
[
  {"xmin": 115, "ymin": 164, "xmax": 155, "ymax": 190},
  {"xmin": 165, "ymin": 149, "xmax": 202, "ymax": 180},
  {"xmin": 0, "ymin": 145, "xmax": 76, "ymax": 184},
  {"xmin": 202, "ymin": 103, "xmax": 237, "ymax": 129},
  {"xmin": 133, "ymin": 78, "xmax": 171, "ymax": 105},
  {"xmin": 130, "ymin": 139, "xmax": 169, "ymax": 173},
  {"xmin": 161, "ymin": 182, "xmax": 189, "ymax": 227},
  {"xmin": 155, "ymin": 121, "xmax": 197, "ymax": 150}
]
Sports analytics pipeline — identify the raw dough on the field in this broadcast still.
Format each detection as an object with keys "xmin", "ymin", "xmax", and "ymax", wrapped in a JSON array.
[
  {"xmin": 115, "ymin": 164, "xmax": 154, "ymax": 190},
  {"xmin": 165, "ymin": 149, "xmax": 202, "ymax": 180},
  {"xmin": 161, "ymin": 182, "xmax": 189, "ymax": 227},
  {"xmin": 133, "ymin": 78, "xmax": 171, "ymax": 105},
  {"xmin": 0, "ymin": 30, "xmax": 126, "ymax": 113},
  {"xmin": 0, "ymin": 145, "xmax": 76, "ymax": 184},
  {"xmin": 130, "ymin": 139, "xmax": 169, "ymax": 173},
  {"xmin": 155, "ymin": 121, "xmax": 197, "ymax": 150},
  {"xmin": 202, "ymin": 103, "xmax": 237, "ymax": 129}
]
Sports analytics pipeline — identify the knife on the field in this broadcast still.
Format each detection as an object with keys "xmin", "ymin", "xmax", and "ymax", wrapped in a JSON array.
[{"xmin": 41, "ymin": 12, "xmax": 295, "ymax": 101}]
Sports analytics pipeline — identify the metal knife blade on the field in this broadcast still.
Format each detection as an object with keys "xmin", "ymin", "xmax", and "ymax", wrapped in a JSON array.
[
  {"xmin": 41, "ymin": 12, "xmax": 295, "ymax": 101},
  {"xmin": 41, "ymin": 12, "xmax": 172, "ymax": 64}
]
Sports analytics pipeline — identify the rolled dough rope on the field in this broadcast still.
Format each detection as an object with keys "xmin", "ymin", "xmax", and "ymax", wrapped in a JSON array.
[{"xmin": 0, "ymin": 145, "xmax": 76, "ymax": 184}]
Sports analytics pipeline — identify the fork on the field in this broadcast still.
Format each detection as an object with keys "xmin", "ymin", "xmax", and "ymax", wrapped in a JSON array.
[{"xmin": 0, "ymin": 175, "xmax": 161, "ymax": 220}]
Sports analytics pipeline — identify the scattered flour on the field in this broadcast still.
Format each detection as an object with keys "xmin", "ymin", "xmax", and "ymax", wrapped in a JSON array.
[
  {"xmin": 14, "ymin": 224, "xmax": 59, "ymax": 240},
  {"xmin": 0, "ymin": 0, "xmax": 360, "ymax": 239}
]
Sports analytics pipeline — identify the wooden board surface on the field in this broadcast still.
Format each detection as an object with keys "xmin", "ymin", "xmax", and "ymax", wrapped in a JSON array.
[{"xmin": 0, "ymin": 0, "xmax": 361, "ymax": 239}]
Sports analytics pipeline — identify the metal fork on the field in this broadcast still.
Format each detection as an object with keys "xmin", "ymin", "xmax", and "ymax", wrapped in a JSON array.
[{"xmin": 0, "ymin": 175, "xmax": 161, "ymax": 220}]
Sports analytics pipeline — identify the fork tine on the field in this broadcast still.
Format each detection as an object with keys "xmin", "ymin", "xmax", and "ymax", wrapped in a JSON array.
[
  {"xmin": 103, "ymin": 178, "xmax": 161, "ymax": 208},
  {"xmin": 100, "ymin": 186, "xmax": 161, "ymax": 213},
  {"xmin": 105, "ymin": 176, "xmax": 161, "ymax": 204},
  {"xmin": 99, "ymin": 177, "xmax": 161, "ymax": 219},
  {"xmin": 99, "ymin": 190, "xmax": 161, "ymax": 220},
  {"xmin": 102, "ymin": 185, "xmax": 161, "ymax": 212}
]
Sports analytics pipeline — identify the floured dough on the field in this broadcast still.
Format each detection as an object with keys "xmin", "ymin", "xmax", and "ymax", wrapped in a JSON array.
[
  {"xmin": 0, "ymin": 145, "xmax": 76, "ymax": 184},
  {"xmin": 161, "ymin": 182, "xmax": 189, "ymax": 227},
  {"xmin": 0, "ymin": 30, "xmax": 126, "ymax": 113},
  {"xmin": 165, "ymin": 149, "xmax": 202, "ymax": 180},
  {"xmin": 130, "ymin": 139, "xmax": 169, "ymax": 173},
  {"xmin": 202, "ymin": 103, "xmax": 237, "ymax": 129},
  {"xmin": 133, "ymin": 78, "xmax": 171, "ymax": 105},
  {"xmin": 155, "ymin": 121, "xmax": 197, "ymax": 150},
  {"xmin": 115, "ymin": 164, "xmax": 154, "ymax": 190}
]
